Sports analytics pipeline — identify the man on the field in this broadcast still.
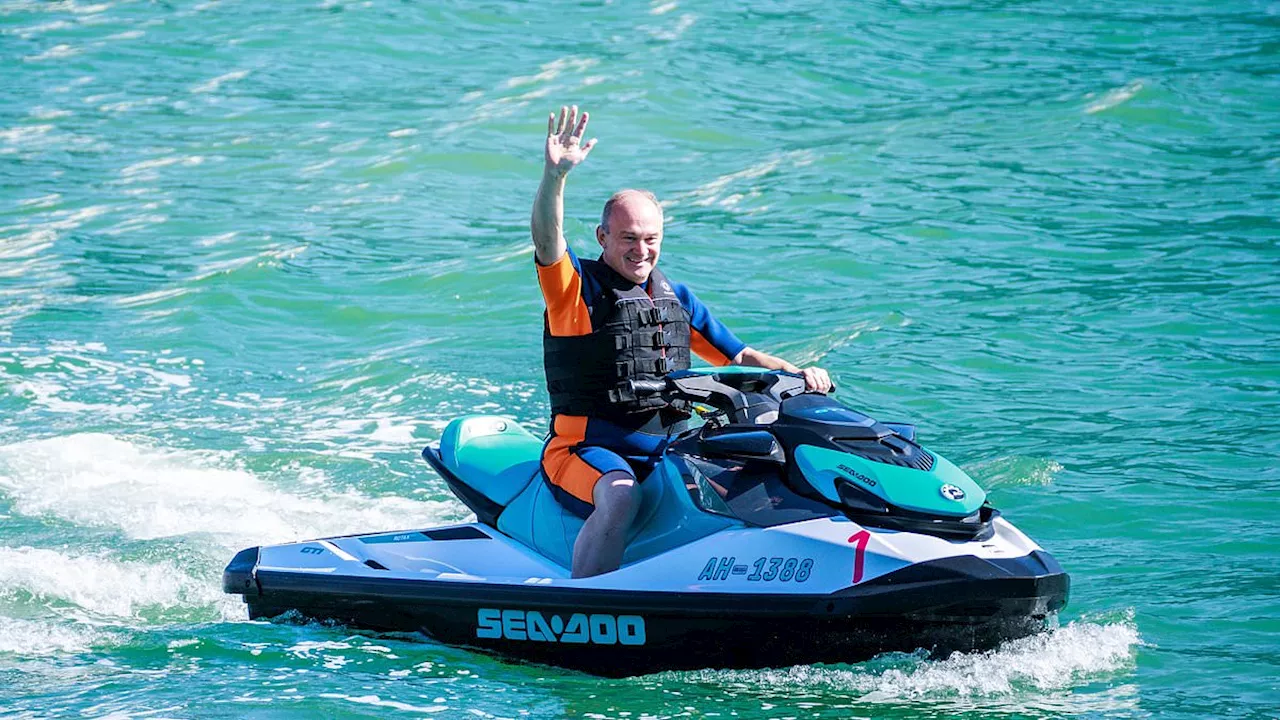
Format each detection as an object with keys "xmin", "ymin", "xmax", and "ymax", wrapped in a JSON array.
[{"xmin": 531, "ymin": 105, "xmax": 832, "ymax": 578}]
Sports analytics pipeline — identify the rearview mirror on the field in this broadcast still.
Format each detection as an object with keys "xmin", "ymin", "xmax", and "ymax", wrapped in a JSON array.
[{"xmin": 699, "ymin": 429, "xmax": 784, "ymax": 464}]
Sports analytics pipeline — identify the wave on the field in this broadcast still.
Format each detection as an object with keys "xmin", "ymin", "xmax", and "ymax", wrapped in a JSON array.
[
  {"xmin": 0, "ymin": 433, "xmax": 461, "ymax": 549},
  {"xmin": 0, "ymin": 616, "xmax": 117, "ymax": 656},
  {"xmin": 0, "ymin": 545, "xmax": 232, "ymax": 623}
]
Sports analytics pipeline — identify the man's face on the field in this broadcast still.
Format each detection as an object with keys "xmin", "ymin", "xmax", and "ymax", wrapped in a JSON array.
[{"xmin": 597, "ymin": 196, "xmax": 663, "ymax": 284}]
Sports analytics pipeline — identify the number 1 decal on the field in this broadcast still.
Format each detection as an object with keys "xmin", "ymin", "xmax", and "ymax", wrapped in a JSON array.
[{"xmin": 848, "ymin": 530, "xmax": 870, "ymax": 584}]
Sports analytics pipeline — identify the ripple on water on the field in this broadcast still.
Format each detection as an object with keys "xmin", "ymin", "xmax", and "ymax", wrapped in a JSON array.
[
  {"xmin": 964, "ymin": 455, "xmax": 1065, "ymax": 489},
  {"xmin": 1085, "ymin": 81, "xmax": 1146, "ymax": 115},
  {"xmin": 190, "ymin": 69, "xmax": 251, "ymax": 95}
]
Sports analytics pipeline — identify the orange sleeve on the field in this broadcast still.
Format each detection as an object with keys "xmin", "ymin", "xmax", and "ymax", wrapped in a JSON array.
[
  {"xmin": 536, "ymin": 253, "xmax": 592, "ymax": 337},
  {"xmin": 691, "ymin": 329, "xmax": 734, "ymax": 366}
]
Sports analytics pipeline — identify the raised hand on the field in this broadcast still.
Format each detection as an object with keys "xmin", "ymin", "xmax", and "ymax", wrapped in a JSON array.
[{"xmin": 545, "ymin": 105, "xmax": 597, "ymax": 177}]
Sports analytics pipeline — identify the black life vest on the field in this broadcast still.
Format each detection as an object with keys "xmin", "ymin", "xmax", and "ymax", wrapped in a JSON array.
[{"xmin": 543, "ymin": 258, "xmax": 692, "ymax": 417}]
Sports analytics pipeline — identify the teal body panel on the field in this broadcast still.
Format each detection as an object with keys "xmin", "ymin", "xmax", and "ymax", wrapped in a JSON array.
[
  {"xmin": 438, "ymin": 416, "xmax": 735, "ymax": 570},
  {"xmin": 793, "ymin": 445, "xmax": 985, "ymax": 517},
  {"xmin": 439, "ymin": 416, "xmax": 545, "ymax": 507}
]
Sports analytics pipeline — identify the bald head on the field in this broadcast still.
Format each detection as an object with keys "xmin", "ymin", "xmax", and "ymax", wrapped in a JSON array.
[{"xmin": 601, "ymin": 189, "xmax": 663, "ymax": 234}]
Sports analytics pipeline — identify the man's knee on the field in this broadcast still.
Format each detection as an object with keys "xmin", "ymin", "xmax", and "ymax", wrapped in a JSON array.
[{"xmin": 592, "ymin": 470, "xmax": 640, "ymax": 521}]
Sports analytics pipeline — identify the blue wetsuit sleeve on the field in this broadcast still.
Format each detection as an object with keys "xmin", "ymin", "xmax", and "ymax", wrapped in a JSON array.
[{"xmin": 672, "ymin": 283, "xmax": 747, "ymax": 366}]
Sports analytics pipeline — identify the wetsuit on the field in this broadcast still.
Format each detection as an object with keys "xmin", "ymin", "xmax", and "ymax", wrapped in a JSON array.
[{"xmin": 537, "ymin": 248, "xmax": 746, "ymax": 517}]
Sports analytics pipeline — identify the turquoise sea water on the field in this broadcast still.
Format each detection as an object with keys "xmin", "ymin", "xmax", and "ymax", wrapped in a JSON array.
[{"xmin": 2, "ymin": 0, "xmax": 1277, "ymax": 717}]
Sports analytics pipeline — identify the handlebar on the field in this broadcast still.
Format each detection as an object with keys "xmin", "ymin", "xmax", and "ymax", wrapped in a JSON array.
[{"xmin": 622, "ymin": 370, "xmax": 813, "ymax": 425}]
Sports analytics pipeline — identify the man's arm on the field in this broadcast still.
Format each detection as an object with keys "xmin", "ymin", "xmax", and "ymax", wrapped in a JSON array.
[
  {"xmin": 733, "ymin": 347, "xmax": 834, "ymax": 394},
  {"xmin": 674, "ymin": 283, "xmax": 834, "ymax": 394},
  {"xmin": 531, "ymin": 172, "xmax": 567, "ymax": 265},
  {"xmin": 531, "ymin": 105, "xmax": 596, "ymax": 266}
]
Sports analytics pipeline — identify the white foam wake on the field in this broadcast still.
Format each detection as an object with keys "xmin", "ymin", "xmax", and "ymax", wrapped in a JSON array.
[
  {"xmin": 669, "ymin": 614, "xmax": 1141, "ymax": 704},
  {"xmin": 0, "ymin": 546, "xmax": 221, "ymax": 618},
  {"xmin": 0, "ymin": 616, "xmax": 116, "ymax": 656},
  {"xmin": 853, "ymin": 617, "xmax": 1138, "ymax": 698},
  {"xmin": 0, "ymin": 433, "xmax": 461, "ymax": 548}
]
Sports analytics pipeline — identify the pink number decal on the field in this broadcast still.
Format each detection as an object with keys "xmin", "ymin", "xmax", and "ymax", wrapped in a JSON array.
[{"xmin": 848, "ymin": 530, "xmax": 870, "ymax": 584}]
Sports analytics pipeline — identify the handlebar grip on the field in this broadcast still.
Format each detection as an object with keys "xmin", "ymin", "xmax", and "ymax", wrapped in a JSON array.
[{"xmin": 629, "ymin": 380, "xmax": 668, "ymax": 396}]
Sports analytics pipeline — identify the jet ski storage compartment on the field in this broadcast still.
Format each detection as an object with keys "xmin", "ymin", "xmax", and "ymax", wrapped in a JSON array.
[{"xmin": 423, "ymin": 415, "xmax": 544, "ymax": 526}]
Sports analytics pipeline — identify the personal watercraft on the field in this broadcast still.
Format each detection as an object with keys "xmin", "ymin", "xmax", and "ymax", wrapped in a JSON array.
[{"xmin": 224, "ymin": 368, "xmax": 1068, "ymax": 676}]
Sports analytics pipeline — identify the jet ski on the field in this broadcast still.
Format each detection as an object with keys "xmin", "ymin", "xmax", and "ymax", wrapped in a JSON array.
[{"xmin": 224, "ymin": 368, "xmax": 1068, "ymax": 676}]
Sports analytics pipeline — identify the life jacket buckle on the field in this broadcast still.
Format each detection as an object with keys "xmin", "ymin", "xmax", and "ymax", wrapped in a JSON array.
[
  {"xmin": 607, "ymin": 384, "xmax": 636, "ymax": 403},
  {"xmin": 640, "ymin": 307, "xmax": 667, "ymax": 325}
]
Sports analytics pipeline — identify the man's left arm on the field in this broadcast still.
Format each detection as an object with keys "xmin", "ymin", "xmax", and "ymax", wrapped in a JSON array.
[
  {"xmin": 732, "ymin": 347, "xmax": 833, "ymax": 394},
  {"xmin": 676, "ymin": 284, "xmax": 833, "ymax": 394}
]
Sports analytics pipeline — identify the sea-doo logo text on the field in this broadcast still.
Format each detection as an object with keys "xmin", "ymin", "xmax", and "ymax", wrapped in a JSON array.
[
  {"xmin": 940, "ymin": 484, "xmax": 966, "ymax": 501},
  {"xmin": 476, "ymin": 609, "xmax": 646, "ymax": 646},
  {"xmin": 837, "ymin": 464, "xmax": 876, "ymax": 487}
]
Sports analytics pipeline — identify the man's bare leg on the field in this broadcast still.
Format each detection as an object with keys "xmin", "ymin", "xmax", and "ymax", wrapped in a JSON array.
[{"xmin": 571, "ymin": 470, "xmax": 641, "ymax": 578}]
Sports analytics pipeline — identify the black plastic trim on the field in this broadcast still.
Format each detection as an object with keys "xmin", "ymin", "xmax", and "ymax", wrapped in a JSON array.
[
  {"xmin": 840, "ymin": 550, "xmax": 1068, "ymax": 607},
  {"xmin": 425, "ymin": 526, "xmax": 490, "ymax": 541},
  {"xmin": 849, "ymin": 503, "xmax": 1000, "ymax": 542},
  {"xmin": 422, "ymin": 446, "xmax": 504, "ymax": 527},
  {"xmin": 222, "ymin": 546, "xmax": 260, "ymax": 595}
]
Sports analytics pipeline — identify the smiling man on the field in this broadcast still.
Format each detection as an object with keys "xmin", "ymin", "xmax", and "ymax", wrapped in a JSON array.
[{"xmin": 531, "ymin": 105, "xmax": 832, "ymax": 578}]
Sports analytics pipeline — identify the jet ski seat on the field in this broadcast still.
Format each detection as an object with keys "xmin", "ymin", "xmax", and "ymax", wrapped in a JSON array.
[
  {"xmin": 436, "ymin": 415, "xmax": 735, "ymax": 571},
  {"xmin": 437, "ymin": 416, "xmax": 545, "ymax": 508}
]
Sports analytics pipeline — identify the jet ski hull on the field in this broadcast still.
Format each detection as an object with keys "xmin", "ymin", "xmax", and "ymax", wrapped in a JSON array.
[{"xmin": 225, "ymin": 544, "xmax": 1068, "ymax": 676}]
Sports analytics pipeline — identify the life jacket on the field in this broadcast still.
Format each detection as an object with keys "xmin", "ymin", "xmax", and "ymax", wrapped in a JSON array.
[{"xmin": 543, "ymin": 258, "xmax": 692, "ymax": 418}]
